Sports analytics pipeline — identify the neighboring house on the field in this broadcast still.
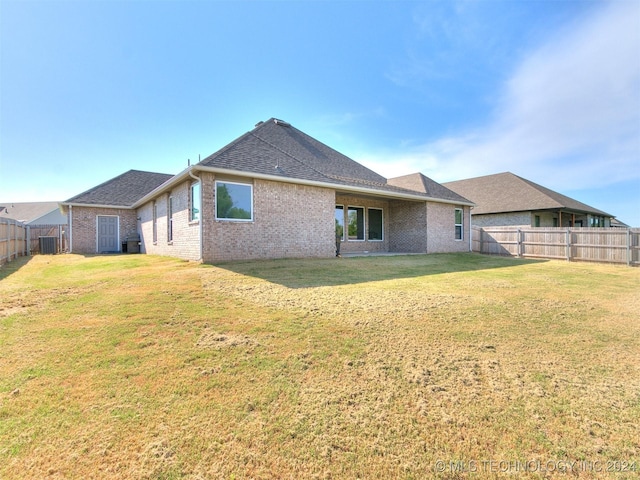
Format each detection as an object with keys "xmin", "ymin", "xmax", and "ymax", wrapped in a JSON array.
[
  {"xmin": 0, "ymin": 202, "xmax": 69, "ymax": 254},
  {"xmin": 61, "ymin": 118, "xmax": 474, "ymax": 262},
  {"xmin": 610, "ymin": 218, "xmax": 630, "ymax": 228},
  {"xmin": 443, "ymin": 172, "xmax": 614, "ymax": 228},
  {"xmin": 0, "ymin": 202, "xmax": 67, "ymax": 225}
]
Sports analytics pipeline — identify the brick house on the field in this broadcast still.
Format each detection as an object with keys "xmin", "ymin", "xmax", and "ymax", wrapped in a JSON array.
[
  {"xmin": 61, "ymin": 118, "xmax": 473, "ymax": 262},
  {"xmin": 443, "ymin": 172, "xmax": 613, "ymax": 228}
]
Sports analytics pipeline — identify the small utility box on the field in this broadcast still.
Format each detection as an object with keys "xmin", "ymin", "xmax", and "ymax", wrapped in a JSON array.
[
  {"xmin": 39, "ymin": 236, "xmax": 57, "ymax": 255},
  {"xmin": 126, "ymin": 235, "xmax": 140, "ymax": 254}
]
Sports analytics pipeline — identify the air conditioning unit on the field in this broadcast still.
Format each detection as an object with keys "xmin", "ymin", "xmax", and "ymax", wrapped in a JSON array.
[{"xmin": 39, "ymin": 236, "xmax": 57, "ymax": 255}]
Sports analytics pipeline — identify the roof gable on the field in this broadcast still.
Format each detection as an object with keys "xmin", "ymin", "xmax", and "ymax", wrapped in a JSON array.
[
  {"xmin": 64, "ymin": 170, "xmax": 173, "ymax": 207},
  {"xmin": 387, "ymin": 173, "xmax": 471, "ymax": 204},
  {"xmin": 516, "ymin": 176, "xmax": 610, "ymax": 215},
  {"xmin": 0, "ymin": 202, "xmax": 65, "ymax": 224},
  {"xmin": 70, "ymin": 119, "xmax": 474, "ymax": 209},
  {"xmin": 198, "ymin": 118, "xmax": 388, "ymax": 187},
  {"xmin": 443, "ymin": 172, "xmax": 611, "ymax": 216},
  {"xmin": 194, "ymin": 118, "xmax": 473, "ymax": 205}
]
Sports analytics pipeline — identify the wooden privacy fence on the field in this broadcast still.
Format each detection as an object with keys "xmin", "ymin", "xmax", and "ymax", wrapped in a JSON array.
[
  {"xmin": 473, "ymin": 226, "xmax": 640, "ymax": 266},
  {"xmin": 28, "ymin": 224, "xmax": 67, "ymax": 254},
  {"xmin": 0, "ymin": 218, "xmax": 28, "ymax": 266}
]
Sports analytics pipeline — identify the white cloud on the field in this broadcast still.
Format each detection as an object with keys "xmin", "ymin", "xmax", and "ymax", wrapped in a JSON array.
[{"xmin": 366, "ymin": 1, "xmax": 640, "ymax": 189}]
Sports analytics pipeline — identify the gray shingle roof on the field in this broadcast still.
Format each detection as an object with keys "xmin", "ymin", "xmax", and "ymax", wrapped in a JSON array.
[
  {"xmin": 64, "ymin": 170, "xmax": 173, "ymax": 207},
  {"xmin": 197, "ymin": 118, "xmax": 472, "ymax": 203},
  {"xmin": 387, "ymin": 173, "xmax": 471, "ymax": 204},
  {"xmin": 66, "ymin": 119, "xmax": 475, "ymax": 209},
  {"xmin": 0, "ymin": 202, "xmax": 62, "ymax": 224},
  {"xmin": 198, "ymin": 118, "xmax": 388, "ymax": 186},
  {"xmin": 443, "ymin": 172, "xmax": 612, "ymax": 216}
]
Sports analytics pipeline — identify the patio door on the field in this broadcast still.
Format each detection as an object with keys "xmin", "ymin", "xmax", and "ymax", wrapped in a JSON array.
[{"xmin": 97, "ymin": 215, "xmax": 119, "ymax": 253}]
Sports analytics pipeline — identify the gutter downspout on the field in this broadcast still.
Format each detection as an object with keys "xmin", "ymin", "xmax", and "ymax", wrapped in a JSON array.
[
  {"xmin": 69, "ymin": 205, "xmax": 73, "ymax": 253},
  {"xmin": 469, "ymin": 206, "xmax": 473, "ymax": 252},
  {"xmin": 188, "ymin": 168, "xmax": 203, "ymax": 261}
]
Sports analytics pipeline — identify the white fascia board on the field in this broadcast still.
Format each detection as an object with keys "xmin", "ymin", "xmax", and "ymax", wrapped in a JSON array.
[
  {"xmin": 333, "ymin": 184, "xmax": 475, "ymax": 206},
  {"xmin": 132, "ymin": 165, "xmax": 475, "ymax": 208},
  {"xmin": 198, "ymin": 166, "xmax": 475, "ymax": 206},
  {"xmin": 61, "ymin": 202, "xmax": 134, "ymax": 209}
]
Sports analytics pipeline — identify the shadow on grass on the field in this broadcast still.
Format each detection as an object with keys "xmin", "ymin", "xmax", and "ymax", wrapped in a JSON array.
[
  {"xmin": 212, "ymin": 252, "xmax": 547, "ymax": 288},
  {"xmin": 0, "ymin": 256, "xmax": 34, "ymax": 281}
]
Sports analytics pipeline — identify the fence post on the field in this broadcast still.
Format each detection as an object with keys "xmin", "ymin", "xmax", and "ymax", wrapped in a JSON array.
[
  {"xmin": 566, "ymin": 229, "xmax": 571, "ymax": 262},
  {"xmin": 627, "ymin": 228, "xmax": 631, "ymax": 267},
  {"xmin": 1, "ymin": 219, "xmax": 4, "ymax": 264},
  {"xmin": 12, "ymin": 220, "xmax": 17, "ymax": 261},
  {"xmin": 517, "ymin": 228, "xmax": 522, "ymax": 257}
]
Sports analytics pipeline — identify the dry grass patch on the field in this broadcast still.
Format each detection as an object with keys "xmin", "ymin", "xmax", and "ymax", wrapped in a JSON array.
[
  {"xmin": 1, "ymin": 253, "xmax": 639, "ymax": 479},
  {"xmin": 196, "ymin": 329, "xmax": 259, "ymax": 349}
]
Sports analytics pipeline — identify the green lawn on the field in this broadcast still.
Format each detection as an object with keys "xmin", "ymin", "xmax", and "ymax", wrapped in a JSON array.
[{"xmin": 1, "ymin": 253, "xmax": 639, "ymax": 479}]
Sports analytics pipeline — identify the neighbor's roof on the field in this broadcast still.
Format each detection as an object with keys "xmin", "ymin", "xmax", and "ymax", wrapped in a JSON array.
[
  {"xmin": 610, "ymin": 218, "xmax": 630, "ymax": 228},
  {"xmin": 194, "ymin": 118, "xmax": 472, "ymax": 204},
  {"xmin": 63, "ymin": 170, "xmax": 174, "ymax": 207},
  {"xmin": 0, "ymin": 202, "xmax": 66, "ymax": 224},
  {"xmin": 443, "ymin": 172, "xmax": 612, "ymax": 216}
]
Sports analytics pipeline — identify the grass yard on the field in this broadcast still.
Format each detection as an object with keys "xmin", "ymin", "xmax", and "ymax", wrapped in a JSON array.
[{"xmin": 0, "ymin": 253, "xmax": 639, "ymax": 479}]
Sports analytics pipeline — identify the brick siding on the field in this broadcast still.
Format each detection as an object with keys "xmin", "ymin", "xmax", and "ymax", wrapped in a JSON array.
[
  {"xmin": 72, "ymin": 179, "xmax": 471, "ymax": 260},
  {"xmin": 472, "ymin": 212, "xmax": 533, "ymax": 228},
  {"xmin": 204, "ymin": 178, "xmax": 335, "ymax": 262},
  {"xmin": 69, "ymin": 206, "xmax": 137, "ymax": 254},
  {"xmin": 387, "ymin": 201, "xmax": 470, "ymax": 253},
  {"xmin": 388, "ymin": 200, "xmax": 428, "ymax": 253},
  {"xmin": 139, "ymin": 180, "xmax": 201, "ymax": 261},
  {"xmin": 426, "ymin": 203, "xmax": 470, "ymax": 253}
]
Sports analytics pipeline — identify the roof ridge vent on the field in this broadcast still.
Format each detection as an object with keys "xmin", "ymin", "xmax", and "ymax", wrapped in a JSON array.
[{"xmin": 273, "ymin": 118, "xmax": 291, "ymax": 127}]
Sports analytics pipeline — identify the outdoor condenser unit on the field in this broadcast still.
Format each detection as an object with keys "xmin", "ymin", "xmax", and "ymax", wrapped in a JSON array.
[{"xmin": 39, "ymin": 236, "xmax": 57, "ymax": 255}]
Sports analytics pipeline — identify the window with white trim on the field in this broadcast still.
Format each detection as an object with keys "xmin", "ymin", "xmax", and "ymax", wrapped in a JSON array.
[
  {"xmin": 190, "ymin": 182, "xmax": 201, "ymax": 222},
  {"xmin": 215, "ymin": 181, "xmax": 253, "ymax": 221},
  {"xmin": 348, "ymin": 206, "xmax": 365, "ymax": 241},
  {"xmin": 335, "ymin": 205, "xmax": 345, "ymax": 241},
  {"xmin": 455, "ymin": 207, "xmax": 463, "ymax": 240},
  {"xmin": 167, "ymin": 196, "xmax": 174, "ymax": 243},
  {"xmin": 152, "ymin": 201, "xmax": 158, "ymax": 243}
]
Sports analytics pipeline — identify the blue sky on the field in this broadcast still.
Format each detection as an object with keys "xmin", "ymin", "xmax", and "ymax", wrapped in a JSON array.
[{"xmin": 1, "ymin": 0, "xmax": 639, "ymax": 226}]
